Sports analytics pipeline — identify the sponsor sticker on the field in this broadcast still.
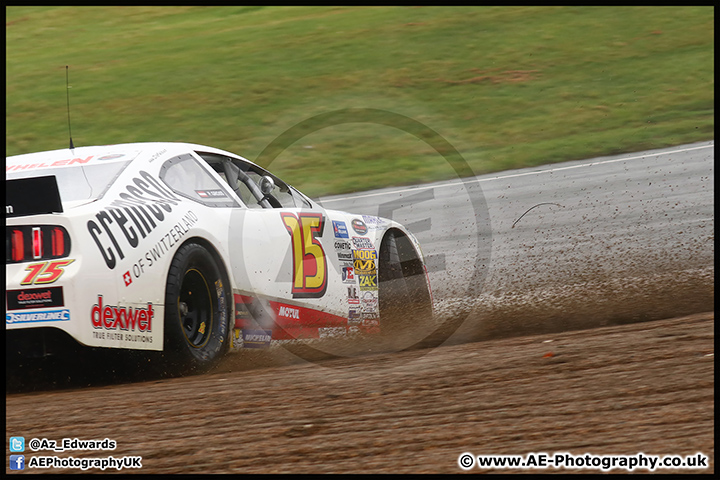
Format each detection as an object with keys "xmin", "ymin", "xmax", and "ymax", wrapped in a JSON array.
[
  {"xmin": 335, "ymin": 240, "xmax": 352, "ymax": 262},
  {"xmin": 360, "ymin": 317, "xmax": 380, "ymax": 334},
  {"xmin": 319, "ymin": 327, "xmax": 347, "ymax": 338},
  {"xmin": 332, "ymin": 220, "xmax": 349, "ymax": 238},
  {"xmin": 347, "ymin": 285, "xmax": 359, "ymax": 304},
  {"xmin": 6, "ymin": 309, "xmax": 70, "ymax": 324},
  {"xmin": 242, "ymin": 329, "xmax": 272, "ymax": 348},
  {"xmin": 361, "ymin": 291, "xmax": 379, "ymax": 313},
  {"xmin": 6, "ymin": 287, "xmax": 64, "ymax": 310},
  {"xmin": 362, "ymin": 215, "xmax": 385, "ymax": 229},
  {"xmin": 195, "ymin": 189, "xmax": 227, "ymax": 198},
  {"xmin": 97, "ymin": 153, "xmax": 126, "ymax": 161},
  {"xmin": 341, "ymin": 264, "xmax": 355, "ymax": 283},
  {"xmin": 351, "ymin": 218, "xmax": 368, "ymax": 235},
  {"xmin": 277, "ymin": 304, "xmax": 300, "ymax": 320},
  {"xmin": 353, "ymin": 249, "xmax": 377, "ymax": 275},
  {"xmin": 358, "ymin": 273, "xmax": 378, "ymax": 291},
  {"xmin": 351, "ymin": 237, "xmax": 374, "ymax": 250}
]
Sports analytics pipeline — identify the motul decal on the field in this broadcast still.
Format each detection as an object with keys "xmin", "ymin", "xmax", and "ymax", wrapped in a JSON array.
[{"xmin": 269, "ymin": 301, "xmax": 346, "ymax": 339}]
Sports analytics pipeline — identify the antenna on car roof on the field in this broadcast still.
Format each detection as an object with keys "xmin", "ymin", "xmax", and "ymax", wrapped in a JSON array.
[{"xmin": 66, "ymin": 65, "xmax": 75, "ymax": 150}]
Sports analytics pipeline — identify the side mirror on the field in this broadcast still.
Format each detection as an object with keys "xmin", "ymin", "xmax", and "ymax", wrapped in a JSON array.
[{"xmin": 259, "ymin": 175, "xmax": 275, "ymax": 195}]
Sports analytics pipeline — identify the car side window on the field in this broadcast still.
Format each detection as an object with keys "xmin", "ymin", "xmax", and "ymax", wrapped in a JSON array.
[
  {"xmin": 159, "ymin": 154, "xmax": 238, "ymax": 207},
  {"xmin": 195, "ymin": 152, "xmax": 313, "ymax": 210}
]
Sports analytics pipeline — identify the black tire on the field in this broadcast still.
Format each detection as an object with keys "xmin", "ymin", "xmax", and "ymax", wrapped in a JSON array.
[
  {"xmin": 163, "ymin": 243, "xmax": 230, "ymax": 374},
  {"xmin": 378, "ymin": 230, "xmax": 433, "ymax": 344}
]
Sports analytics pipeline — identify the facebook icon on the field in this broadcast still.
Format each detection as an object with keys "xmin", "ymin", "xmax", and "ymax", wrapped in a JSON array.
[{"xmin": 10, "ymin": 455, "xmax": 25, "ymax": 471}]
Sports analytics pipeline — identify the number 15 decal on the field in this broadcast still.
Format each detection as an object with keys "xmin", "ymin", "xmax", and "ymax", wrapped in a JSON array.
[{"xmin": 281, "ymin": 212, "xmax": 328, "ymax": 298}]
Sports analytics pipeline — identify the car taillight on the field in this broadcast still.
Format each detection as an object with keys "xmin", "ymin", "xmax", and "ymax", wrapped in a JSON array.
[
  {"xmin": 11, "ymin": 230, "xmax": 24, "ymax": 262},
  {"xmin": 51, "ymin": 227, "xmax": 66, "ymax": 257},
  {"xmin": 6, "ymin": 225, "xmax": 71, "ymax": 264},
  {"xmin": 32, "ymin": 227, "xmax": 43, "ymax": 259}
]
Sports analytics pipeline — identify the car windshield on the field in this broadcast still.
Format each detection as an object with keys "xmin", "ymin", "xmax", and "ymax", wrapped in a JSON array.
[{"xmin": 6, "ymin": 161, "xmax": 131, "ymax": 205}]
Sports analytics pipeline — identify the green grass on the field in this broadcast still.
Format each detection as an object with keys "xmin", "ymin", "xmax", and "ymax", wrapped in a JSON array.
[{"xmin": 6, "ymin": 6, "xmax": 714, "ymax": 197}]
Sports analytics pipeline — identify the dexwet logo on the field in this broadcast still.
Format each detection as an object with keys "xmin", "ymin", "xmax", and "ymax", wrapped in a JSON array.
[
  {"xmin": 6, "ymin": 287, "xmax": 64, "ymax": 310},
  {"xmin": 91, "ymin": 295, "xmax": 153, "ymax": 332}
]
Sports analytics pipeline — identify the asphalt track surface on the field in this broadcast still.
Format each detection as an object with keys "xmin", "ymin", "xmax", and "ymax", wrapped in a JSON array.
[
  {"xmin": 5, "ymin": 142, "xmax": 714, "ymax": 473},
  {"xmin": 320, "ymin": 140, "xmax": 714, "ymax": 345}
]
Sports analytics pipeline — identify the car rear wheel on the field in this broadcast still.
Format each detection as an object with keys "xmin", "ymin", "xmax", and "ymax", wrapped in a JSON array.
[{"xmin": 163, "ymin": 243, "xmax": 229, "ymax": 374}]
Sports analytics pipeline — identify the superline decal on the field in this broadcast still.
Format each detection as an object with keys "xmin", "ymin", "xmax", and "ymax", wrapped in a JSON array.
[
  {"xmin": 7, "ymin": 309, "xmax": 70, "ymax": 324},
  {"xmin": 281, "ymin": 212, "xmax": 328, "ymax": 299},
  {"xmin": 87, "ymin": 170, "xmax": 182, "ymax": 269}
]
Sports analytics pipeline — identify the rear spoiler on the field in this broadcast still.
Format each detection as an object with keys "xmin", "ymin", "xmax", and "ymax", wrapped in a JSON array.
[{"xmin": 6, "ymin": 176, "xmax": 63, "ymax": 218}]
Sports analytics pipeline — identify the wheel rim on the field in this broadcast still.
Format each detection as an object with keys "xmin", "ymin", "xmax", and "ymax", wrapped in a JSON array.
[{"xmin": 178, "ymin": 268, "xmax": 213, "ymax": 348}]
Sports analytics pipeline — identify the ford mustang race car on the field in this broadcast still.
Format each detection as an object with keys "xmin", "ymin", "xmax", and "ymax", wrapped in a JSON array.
[{"xmin": 6, "ymin": 142, "xmax": 433, "ymax": 373}]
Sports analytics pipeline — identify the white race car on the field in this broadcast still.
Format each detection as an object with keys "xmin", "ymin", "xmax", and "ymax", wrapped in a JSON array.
[{"xmin": 6, "ymin": 142, "xmax": 433, "ymax": 373}]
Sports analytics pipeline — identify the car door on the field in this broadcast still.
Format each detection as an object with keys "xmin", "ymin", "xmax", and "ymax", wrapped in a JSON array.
[{"xmin": 196, "ymin": 152, "xmax": 349, "ymax": 338}]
